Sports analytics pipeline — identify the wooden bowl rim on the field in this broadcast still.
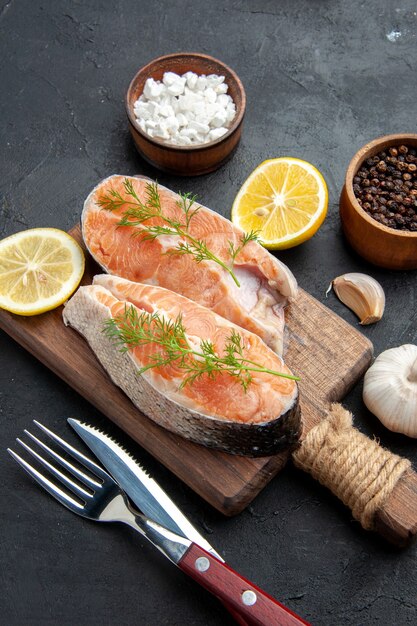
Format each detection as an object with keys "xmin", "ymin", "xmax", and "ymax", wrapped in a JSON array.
[
  {"xmin": 125, "ymin": 52, "xmax": 246, "ymax": 153},
  {"xmin": 344, "ymin": 133, "xmax": 417, "ymax": 239}
]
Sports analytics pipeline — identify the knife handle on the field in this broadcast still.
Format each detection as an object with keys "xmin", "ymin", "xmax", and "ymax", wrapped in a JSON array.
[{"xmin": 178, "ymin": 544, "xmax": 310, "ymax": 626}]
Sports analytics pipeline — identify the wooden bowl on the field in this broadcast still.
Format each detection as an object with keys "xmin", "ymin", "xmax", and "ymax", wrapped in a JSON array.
[
  {"xmin": 126, "ymin": 53, "xmax": 246, "ymax": 176},
  {"xmin": 340, "ymin": 134, "xmax": 417, "ymax": 270}
]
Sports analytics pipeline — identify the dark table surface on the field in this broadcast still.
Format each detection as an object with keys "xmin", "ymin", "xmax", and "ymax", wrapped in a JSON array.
[{"xmin": 1, "ymin": 1, "xmax": 416, "ymax": 624}]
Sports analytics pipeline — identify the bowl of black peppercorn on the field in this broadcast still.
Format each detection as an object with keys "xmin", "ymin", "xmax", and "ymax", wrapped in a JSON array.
[{"xmin": 340, "ymin": 133, "xmax": 417, "ymax": 269}]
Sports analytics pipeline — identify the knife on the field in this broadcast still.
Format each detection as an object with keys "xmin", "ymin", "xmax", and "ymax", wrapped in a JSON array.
[
  {"xmin": 68, "ymin": 419, "xmax": 311, "ymax": 625},
  {"xmin": 67, "ymin": 418, "xmax": 223, "ymax": 562}
]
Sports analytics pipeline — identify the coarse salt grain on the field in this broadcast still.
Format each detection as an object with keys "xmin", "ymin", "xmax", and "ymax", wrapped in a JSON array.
[{"xmin": 134, "ymin": 71, "xmax": 237, "ymax": 146}]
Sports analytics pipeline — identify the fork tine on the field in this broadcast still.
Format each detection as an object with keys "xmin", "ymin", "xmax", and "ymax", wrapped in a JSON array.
[
  {"xmin": 34, "ymin": 420, "xmax": 111, "ymax": 483},
  {"xmin": 7, "ymin": 448, "xmax": 84, "ymax": 513},
  {"xmin": 16, "ymin": 438, "xmax": 93, "ymax": 500},
  {"xmin": 24, "ymin": 429, "xmax": 103, "ymax": 489}
]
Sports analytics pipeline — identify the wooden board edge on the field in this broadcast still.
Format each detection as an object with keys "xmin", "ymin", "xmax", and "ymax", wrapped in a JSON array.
[
  {"xmin": 374, "ymin": 469, "xmax": 417, "ymax": 547},
  {"xmin": 327, "ymin": 340, "xmax": 374, "ymax": 404},
  {"xmin": 217, "ymin": 453, "xmax": 290, "ymax": 516}
]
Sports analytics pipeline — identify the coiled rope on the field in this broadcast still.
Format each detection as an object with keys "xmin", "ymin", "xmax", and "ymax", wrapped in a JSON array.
[{"xmin": 292, "ymin": 403, "xmax": 411, "ymax": 529}]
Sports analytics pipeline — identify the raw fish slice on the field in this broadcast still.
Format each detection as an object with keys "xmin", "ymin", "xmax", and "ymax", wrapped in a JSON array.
[
  {"xmin": 82, "ymin": 175, "xmax": 297, "ymax": 355},
  {"xmin": 63, "ymin": 279, "xmax": 300, "ymax": 456}
]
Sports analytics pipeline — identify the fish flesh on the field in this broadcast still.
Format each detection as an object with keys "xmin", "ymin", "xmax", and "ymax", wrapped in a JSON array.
[
  {"xmin": 81, "ymin": 175, "xmax": 297, "ymax": 355},
  {"xmin": 63, "ymin": 276, "xmax": 300, "ymax": 456}
]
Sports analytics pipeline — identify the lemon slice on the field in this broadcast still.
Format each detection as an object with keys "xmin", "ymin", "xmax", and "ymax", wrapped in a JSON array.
[
  {"xmin": 0, "ymin": 228, "xmax": 85, "ymax": 315},
  {"xmin": 231, "ymin": 157, "xmax": 328, "ymax": 249}
]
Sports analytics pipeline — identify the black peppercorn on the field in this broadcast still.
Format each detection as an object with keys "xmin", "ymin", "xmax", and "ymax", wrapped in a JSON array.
[{"xmin": 353, "ymin": 144, "xmax": 417, "ymax": 231}]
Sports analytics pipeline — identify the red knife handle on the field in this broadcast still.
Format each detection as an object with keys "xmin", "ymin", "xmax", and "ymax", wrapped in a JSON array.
[{"xmin": 178, "ymin": 543, "xmax": 311, "ymax": 626}]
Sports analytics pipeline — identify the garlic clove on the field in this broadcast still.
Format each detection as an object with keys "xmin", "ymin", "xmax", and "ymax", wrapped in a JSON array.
[
  {"xmin": 363, "ymin": 344, "xmax": 417, "ymax": 438},
  {"xmin": 331, "ymin": 273, "xmax": 385, "ymax": 325}
]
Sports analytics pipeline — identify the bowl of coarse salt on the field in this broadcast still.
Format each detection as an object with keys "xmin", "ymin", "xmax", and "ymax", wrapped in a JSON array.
[{"xmin": 126, "ymin": 52, "xmax": 246, "ymax": 176}]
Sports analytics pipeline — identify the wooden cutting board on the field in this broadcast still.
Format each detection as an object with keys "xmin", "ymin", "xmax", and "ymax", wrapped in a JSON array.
[{"xmin": 0, "ymin": 225, "xmax": 374, "ymax": 513}]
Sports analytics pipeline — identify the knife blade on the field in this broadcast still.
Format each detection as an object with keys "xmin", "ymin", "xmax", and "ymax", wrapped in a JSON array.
[
  {"xmin": 66, "ymin": 419, "xmax": 311, "ymax": 625},
  {"xmin": 67, "ymin": 418, "xmax": 223, "ymax": 562}
]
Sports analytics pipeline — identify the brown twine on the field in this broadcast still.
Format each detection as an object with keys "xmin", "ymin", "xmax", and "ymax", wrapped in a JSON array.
[{"xmin": 292, "ymin": 403, "xmax": 411, "ymax": 530}]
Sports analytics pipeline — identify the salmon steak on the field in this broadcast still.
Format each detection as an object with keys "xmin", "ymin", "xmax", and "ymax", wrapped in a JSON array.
[
  {"xmin": 63, "ymin": 275, "xmax": 300, "ymax": 456},
  {"xmin": 82, "ymin": 175, "xmax": 298, "ymax": 356}
]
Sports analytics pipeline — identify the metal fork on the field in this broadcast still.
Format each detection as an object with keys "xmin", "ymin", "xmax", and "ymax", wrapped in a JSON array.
[
  {"xmin": 7, "ymin": 420, "xmax": 191, "ymax": 563},
  {"xmin": 8, "ymin": 421, "xmax": 310, "ymax": 626}
]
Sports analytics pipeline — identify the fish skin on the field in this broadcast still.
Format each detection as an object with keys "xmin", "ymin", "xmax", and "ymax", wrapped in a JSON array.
[
  {"xmin": 63, "ymin": 279, "xmax": 300, "ymax": 457},
  {"xmin": 81, "ymin": 175, "xmax": 298, "ymax": 356}
]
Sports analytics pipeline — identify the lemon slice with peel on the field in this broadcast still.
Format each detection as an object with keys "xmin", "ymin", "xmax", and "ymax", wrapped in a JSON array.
[
  {"xmin": 231, "ymin": 157, "xmax": 328, "ymax": 250},
  {"xmin": 0, "ymin": 228, "xmax": 85, "ymax": 315}
]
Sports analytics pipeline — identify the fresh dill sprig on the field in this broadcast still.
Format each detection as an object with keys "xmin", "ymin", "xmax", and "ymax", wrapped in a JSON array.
[
  {"xmin": 103, "ymin": 306, "xmax": 300, "ymax": 390},
  {"xmin": 96, "ymin": 187, "xmax": 125, "ymax": 212},
  {"xmin": 176, "ymin": 191, "xmax": 200, "ymax": 229},
  {"xmin": 97, "ymin": 179, "xmax": 258, "ymax": 288},
  {"xmin": 229, "ymin": 230, "xmax": 260, "ymax": 261}
]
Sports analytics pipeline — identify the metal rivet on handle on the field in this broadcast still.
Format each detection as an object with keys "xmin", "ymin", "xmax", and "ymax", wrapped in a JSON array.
[
  {"xmin": 242, "ymin": 590, "xmax": 257, "ymax": 606},
  {"xmin": 195, "ymin": 556, "xmax": 210, "ymax": 572}
]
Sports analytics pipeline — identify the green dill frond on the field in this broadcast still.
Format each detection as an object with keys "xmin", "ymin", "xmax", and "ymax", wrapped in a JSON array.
[
  {"xmin": 145, "ymin": 182, "xmax": 161, "ymax": 211},
  {"xmin": 229, "ymin": 230, "xmax": 261, "ymax": 261},
  {"xmin": 123, "ymin": 178, "xmax": 144, "ymax": 206},
  {"xmin": 177, "ymin": 192, "xmax": 200, "ymax": 228},
  {"xmin": 97, "ymin": 187, "xmax": 126, "ymax": 212},
  {"xmin": 103, "ymin": 307, "xmax": 299, "ymax": 390}
]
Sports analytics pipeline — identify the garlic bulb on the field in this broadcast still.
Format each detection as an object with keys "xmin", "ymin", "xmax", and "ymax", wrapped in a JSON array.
[
  {"xmin": 330, "ymin": 273, "xmax": 385, "ymax": 325},
  {"xmin": 363, "ymin": 344, "xmax": 417, "ymax": 438}
]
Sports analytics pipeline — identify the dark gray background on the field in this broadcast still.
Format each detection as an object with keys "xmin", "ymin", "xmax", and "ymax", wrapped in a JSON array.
[{"xmin": 1, "ymin": 1, "xmax": 416, "ymax": 624}]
